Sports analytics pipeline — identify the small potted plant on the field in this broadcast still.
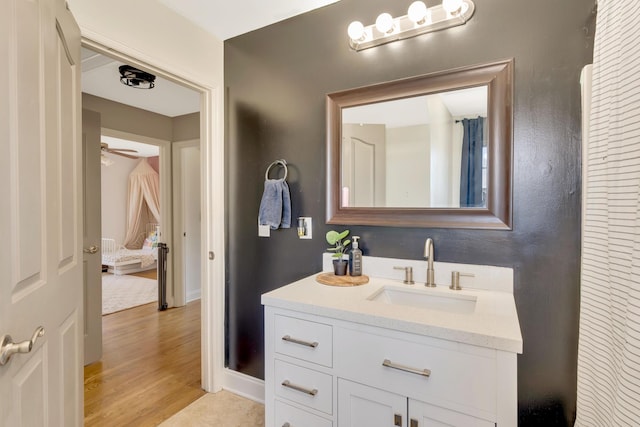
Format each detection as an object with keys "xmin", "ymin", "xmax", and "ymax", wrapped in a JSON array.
[{"xmin": 326, "ymin": 229, "xmax": 350, "ymax": 276}]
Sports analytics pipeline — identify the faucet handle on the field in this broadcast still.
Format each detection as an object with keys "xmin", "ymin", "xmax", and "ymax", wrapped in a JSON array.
[
  {"xmin": 450, "ymin": 271, "xmax": 474, "ymax": 290},
  {"xmin": 393, "ymin": 266, "xmax": 415, "ymax": 285}
]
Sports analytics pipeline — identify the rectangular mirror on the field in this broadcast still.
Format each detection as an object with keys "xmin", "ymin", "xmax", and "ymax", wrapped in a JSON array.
[
  {"xmin": 342, "ymin": 86, "xmax": 488, "ymax": 209},
  {"xmin": 326, "ymin": 59, "xmax": 513, "ymax": 229}
]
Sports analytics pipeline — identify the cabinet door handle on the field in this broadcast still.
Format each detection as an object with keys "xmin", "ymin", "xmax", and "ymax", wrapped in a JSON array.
[
  {"xmin": 281, "ymin": 379, "xmax": 318, "ymax": 396},
  {"xmin": 281, "ymin": 335, "xmax": 318, "ymax": 348},
  {"xmin": 410, "ymin": 419, "xmax": 419, "ymax": 427},
  {"xmin": 382, "ymin": 359, "xmax": 431, "ymax": 377},
  {"xmin": 394, "ymin": 413, "xmax": 402, "ymax": 426}
]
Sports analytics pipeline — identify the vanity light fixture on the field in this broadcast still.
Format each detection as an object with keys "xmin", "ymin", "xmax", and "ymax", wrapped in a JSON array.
[
  {"xmin": 375, "ymin": 13, "xmax": 395, "ymax": 34},
  {"xmin": 347, "ymin": 0, "xmax": 475, "ymax": 51}
]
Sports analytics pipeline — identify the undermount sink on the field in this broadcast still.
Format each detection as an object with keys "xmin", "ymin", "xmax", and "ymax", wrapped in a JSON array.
[{"xmin": 367, "ymin": 286, "xmax": 477, "ymax": 314}]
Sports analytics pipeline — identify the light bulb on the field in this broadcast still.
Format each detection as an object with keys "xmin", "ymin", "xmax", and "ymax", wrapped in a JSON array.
[
  {"xmin": 442, "ymin": 0, "xmax": 463, "ymax": 15},
  {"xmin": 347, "ymin": 21, "xmax": 365, "ymax": 41},
  {"xmin": 408, "ymin": 1, "xmax": 429, "ymax": 24},
  {"xmin": 375, "ymin": 13, "xmax": 394, "ymax": 34}
]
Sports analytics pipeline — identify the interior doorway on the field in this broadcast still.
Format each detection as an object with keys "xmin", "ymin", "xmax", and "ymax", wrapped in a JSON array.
[
  {"xmin": 80, "ymin": 44, "xmax": 207, "ymax": 422},
  {"xmin": 100, "ymin": 136, "xmax": 161, "ymax": 315}
]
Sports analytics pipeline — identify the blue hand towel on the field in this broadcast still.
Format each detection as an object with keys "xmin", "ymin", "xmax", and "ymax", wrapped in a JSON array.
[
  {"xmin": 281, "ymin": 180, "xmax": 291, "ymax": 229},
  {"xmin": 259, "ymin": 179, "xmax": 291, "ymax": 230}
]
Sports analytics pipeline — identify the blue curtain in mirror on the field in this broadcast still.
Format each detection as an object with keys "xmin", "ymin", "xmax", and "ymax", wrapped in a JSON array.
[{"xmin": 459, "ymin": 118, "xmax": 485, "ymax": 207}]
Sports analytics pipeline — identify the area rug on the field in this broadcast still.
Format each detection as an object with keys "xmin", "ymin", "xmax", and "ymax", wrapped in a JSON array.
[{"xmin": 102, "ymin": 273, "xmax": 157, "ymax": 315}]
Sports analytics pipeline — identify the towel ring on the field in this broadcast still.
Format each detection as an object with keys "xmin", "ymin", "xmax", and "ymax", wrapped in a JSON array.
[{"xmin": 265, "ymin": 159, "xmax": 288, "ymax": 181}]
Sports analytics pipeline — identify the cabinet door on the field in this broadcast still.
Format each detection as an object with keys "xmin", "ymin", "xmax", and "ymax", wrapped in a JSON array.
[
  {"xmin": 338, "ymin": 379, "xmax": 407, "ymax": 427},
  {"xmin": 408, "ymin": 399, "xmax": 494, "ymax": 427}
]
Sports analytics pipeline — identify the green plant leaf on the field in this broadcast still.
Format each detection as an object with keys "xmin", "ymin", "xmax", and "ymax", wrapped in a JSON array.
[{"xmin": 326, "ymin": 230, "xmax": 339, "ymax": 245}]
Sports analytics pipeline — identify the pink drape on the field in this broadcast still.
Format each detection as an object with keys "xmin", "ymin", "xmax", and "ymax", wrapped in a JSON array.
[{"xmin": 122, "ymin": 158, "xmax": 161, "ymax": 249}]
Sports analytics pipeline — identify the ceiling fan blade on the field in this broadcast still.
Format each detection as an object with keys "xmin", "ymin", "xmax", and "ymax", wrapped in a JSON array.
[
  {"xmin": 109, "ymin": 148, "xmax": 138, "ymax": 153},
  {"xmin": 111, "ymin": 151, "xmax": 140, "ymax": 159}
]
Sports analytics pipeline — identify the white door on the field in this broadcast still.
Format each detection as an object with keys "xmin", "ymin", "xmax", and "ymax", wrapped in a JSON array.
[
  {"xmin": 338, "ymin": 379, "xmax": 407, "ymax": 427},
  {"xmin": 0, "ymin": 0, "xmax": 83, "ymax": 425},
  {"xmin": 172, "ymin": 141, "xmax": 201, "ymax": 305},
  {"xmin": 83, "ymin": 109, "xmax": 102, "ymax": 365},
  {"xmin": 181, "ymin": 145, "xmax": 201, "ymax": 303},
  {"xmin": 342, "ymin": 124, "xmax": 386, "ymax": 207}
]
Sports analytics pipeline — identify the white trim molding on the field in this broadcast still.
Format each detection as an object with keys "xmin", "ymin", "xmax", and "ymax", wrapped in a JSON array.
[{"xmin": 222, "ymin": 368, "xmax": 266, "ymax": 404}]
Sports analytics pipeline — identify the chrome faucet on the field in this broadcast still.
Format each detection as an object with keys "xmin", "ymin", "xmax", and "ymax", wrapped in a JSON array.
[{"xmin": 424, "ymin": 238, "xmax": 435, "ymax": 287}]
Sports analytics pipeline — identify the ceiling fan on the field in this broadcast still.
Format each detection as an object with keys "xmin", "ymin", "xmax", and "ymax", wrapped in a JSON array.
[
  {"xmin": 101, "ymin": 142, "xmax": 139, "ymax": 159},
  {"xmin": 101, "ymin": 142, "xmax": 139, "ymax": 166}
]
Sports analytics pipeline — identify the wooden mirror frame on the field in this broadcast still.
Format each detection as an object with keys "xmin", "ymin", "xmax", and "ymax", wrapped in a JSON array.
[{"xmin": 326, "ymin": 59, "xmax": 513, "ymax": 229}]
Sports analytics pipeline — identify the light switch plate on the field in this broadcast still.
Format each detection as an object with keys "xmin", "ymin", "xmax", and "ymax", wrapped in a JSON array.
[{"xmin": 298, "ymin": 217, "xmax": 312, "ymax": 239}]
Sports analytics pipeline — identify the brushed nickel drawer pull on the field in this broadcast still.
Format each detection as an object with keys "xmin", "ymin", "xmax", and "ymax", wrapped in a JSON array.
[
  {"xmin": 281, "ymin": 379, "xmax": 318, "ymax": 396},
  {"xmin": 382, "ymin": 359, "xmax": 431, "ymax": 377},
  {"xmin": 394, "ymin": 413, "xmax": 402, "ymax": 426},
  {"xmin": 282, "ymin": 335, "xmax": 318, "ymax": 348}
]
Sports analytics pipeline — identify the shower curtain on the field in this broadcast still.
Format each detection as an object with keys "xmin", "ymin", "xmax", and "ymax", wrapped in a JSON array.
[
  {"xmin": 576, "ymin": 0, "xmax": 640, "ymax": 425},
  {"xmin": 122, "ymin": 158, "xmax": 160, "ymax": 249}
]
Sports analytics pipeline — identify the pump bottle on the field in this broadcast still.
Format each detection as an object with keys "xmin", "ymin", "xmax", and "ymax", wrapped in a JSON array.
[{"xmin": 349, "ymin": 236, "xmax": 363, "ymax": 276}]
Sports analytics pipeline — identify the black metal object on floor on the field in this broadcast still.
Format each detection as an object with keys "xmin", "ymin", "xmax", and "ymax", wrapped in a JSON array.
[{"xmin": 157, "ymin": 242, "xmax": 169, "ymax": 311}]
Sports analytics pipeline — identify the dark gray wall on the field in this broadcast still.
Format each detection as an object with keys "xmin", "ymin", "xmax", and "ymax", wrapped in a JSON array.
[{"xmin": 225, "ymin": 0, "xmax": 595, "ymax": 425}]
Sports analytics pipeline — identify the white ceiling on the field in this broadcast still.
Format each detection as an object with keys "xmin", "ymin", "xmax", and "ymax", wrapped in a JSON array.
[
  {"xmin": 81, "ymin": 1, "xmax": 341, "ymax": 118},
  {"xmin": 102, "ymin": 136, "xmax": 160, "ymax": 158},
  {"xmin": 155, "ymin": 0, "xmax": 341, "ymax": 40},
  {"xmin": 81, "ymin": 48, "xmax": 200, "ymax": 118}
]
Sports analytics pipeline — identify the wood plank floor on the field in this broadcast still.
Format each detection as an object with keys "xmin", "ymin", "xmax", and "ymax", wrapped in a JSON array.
[{"xmin": 84, "ymin": 300, "xmax": 205, "ymax": 426}]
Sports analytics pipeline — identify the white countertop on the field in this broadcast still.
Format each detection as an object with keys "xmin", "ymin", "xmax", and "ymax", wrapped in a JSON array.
[{"xmin": 262, "ymin": 261, "xmax": 523, "ymax": 353}]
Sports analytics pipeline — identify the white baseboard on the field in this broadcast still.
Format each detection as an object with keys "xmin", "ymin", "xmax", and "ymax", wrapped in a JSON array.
[
  {"xmin": 186, "ymin": 288, "xmax": 201, "ymax": 302},
  {"xmin": 222, "ymin": 368, "xmax": 265, "ymax": 404}
]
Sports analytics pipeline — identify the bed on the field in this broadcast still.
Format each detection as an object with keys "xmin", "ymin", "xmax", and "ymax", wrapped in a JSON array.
[{"xmin": 102, "ymin": 235, "xmax": 159, "ymax": 275}]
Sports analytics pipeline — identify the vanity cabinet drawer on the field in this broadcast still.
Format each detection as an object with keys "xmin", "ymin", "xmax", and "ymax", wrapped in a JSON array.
[
  {"xmin": 274, "ymin": 359, "xmax": 333, "ymax": 415},
  {"xmin": 275, "ymin": 399, "xmax": 332, "ymax": 427},
  {"xmin": 274, "ymin": 314, "xmax": 332, "ymax": 367},
  {"xmin": 334, "ymin": 328, "xmax": 497, "ymax": 418}
]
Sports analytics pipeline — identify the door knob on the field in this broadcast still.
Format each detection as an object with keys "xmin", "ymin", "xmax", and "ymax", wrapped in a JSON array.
[
  {"xmin": 83, "ymin": 245, "xmax": 99, "ymax": 254},
  {"xmin": 0, "ymin": 326, "xmax": 45, "ymax": 366}
]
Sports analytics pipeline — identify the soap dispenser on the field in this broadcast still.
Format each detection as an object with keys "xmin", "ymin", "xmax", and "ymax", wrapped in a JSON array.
[{"xmin": 349, "ymin": 236, "xmax": 362, "ymax": 276}]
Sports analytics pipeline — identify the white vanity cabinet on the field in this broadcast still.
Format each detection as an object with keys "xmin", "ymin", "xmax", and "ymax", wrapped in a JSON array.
[
  {"xmin": 264, "ymin": 306, "xmax": 518, "ymax": 427},
  {"xmin": 338, "ymin": 379, "xmax": 493, "ymax": 427},
  {"xmin": 265, "ymin": 310, "xmax": 336, "ymax": 427}
]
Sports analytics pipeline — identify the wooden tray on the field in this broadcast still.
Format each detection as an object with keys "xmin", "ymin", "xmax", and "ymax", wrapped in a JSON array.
[{"xmin": 316, "ymin": 273, "xmax": 369, "ymax": 287}]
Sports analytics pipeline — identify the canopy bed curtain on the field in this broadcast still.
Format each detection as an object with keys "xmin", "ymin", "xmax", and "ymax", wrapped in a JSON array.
[
  {"xmin": 122, "ymin": 158, "xmax": 160, "ymax": 249},
  {"xmin": 459, "ymin": 117, "xmax": 485, "ymax": 207}
]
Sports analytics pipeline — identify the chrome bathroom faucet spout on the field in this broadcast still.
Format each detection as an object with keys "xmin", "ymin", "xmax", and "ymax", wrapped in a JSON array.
[{"xmin": 424, "ymin": 238, "xmax": 435, "ymax": 287}]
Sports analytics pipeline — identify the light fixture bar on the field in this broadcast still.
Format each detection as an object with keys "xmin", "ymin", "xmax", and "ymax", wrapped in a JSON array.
[{"xmin": 348, "ymin": 0, "xmax": 475, "ymax": 51}]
